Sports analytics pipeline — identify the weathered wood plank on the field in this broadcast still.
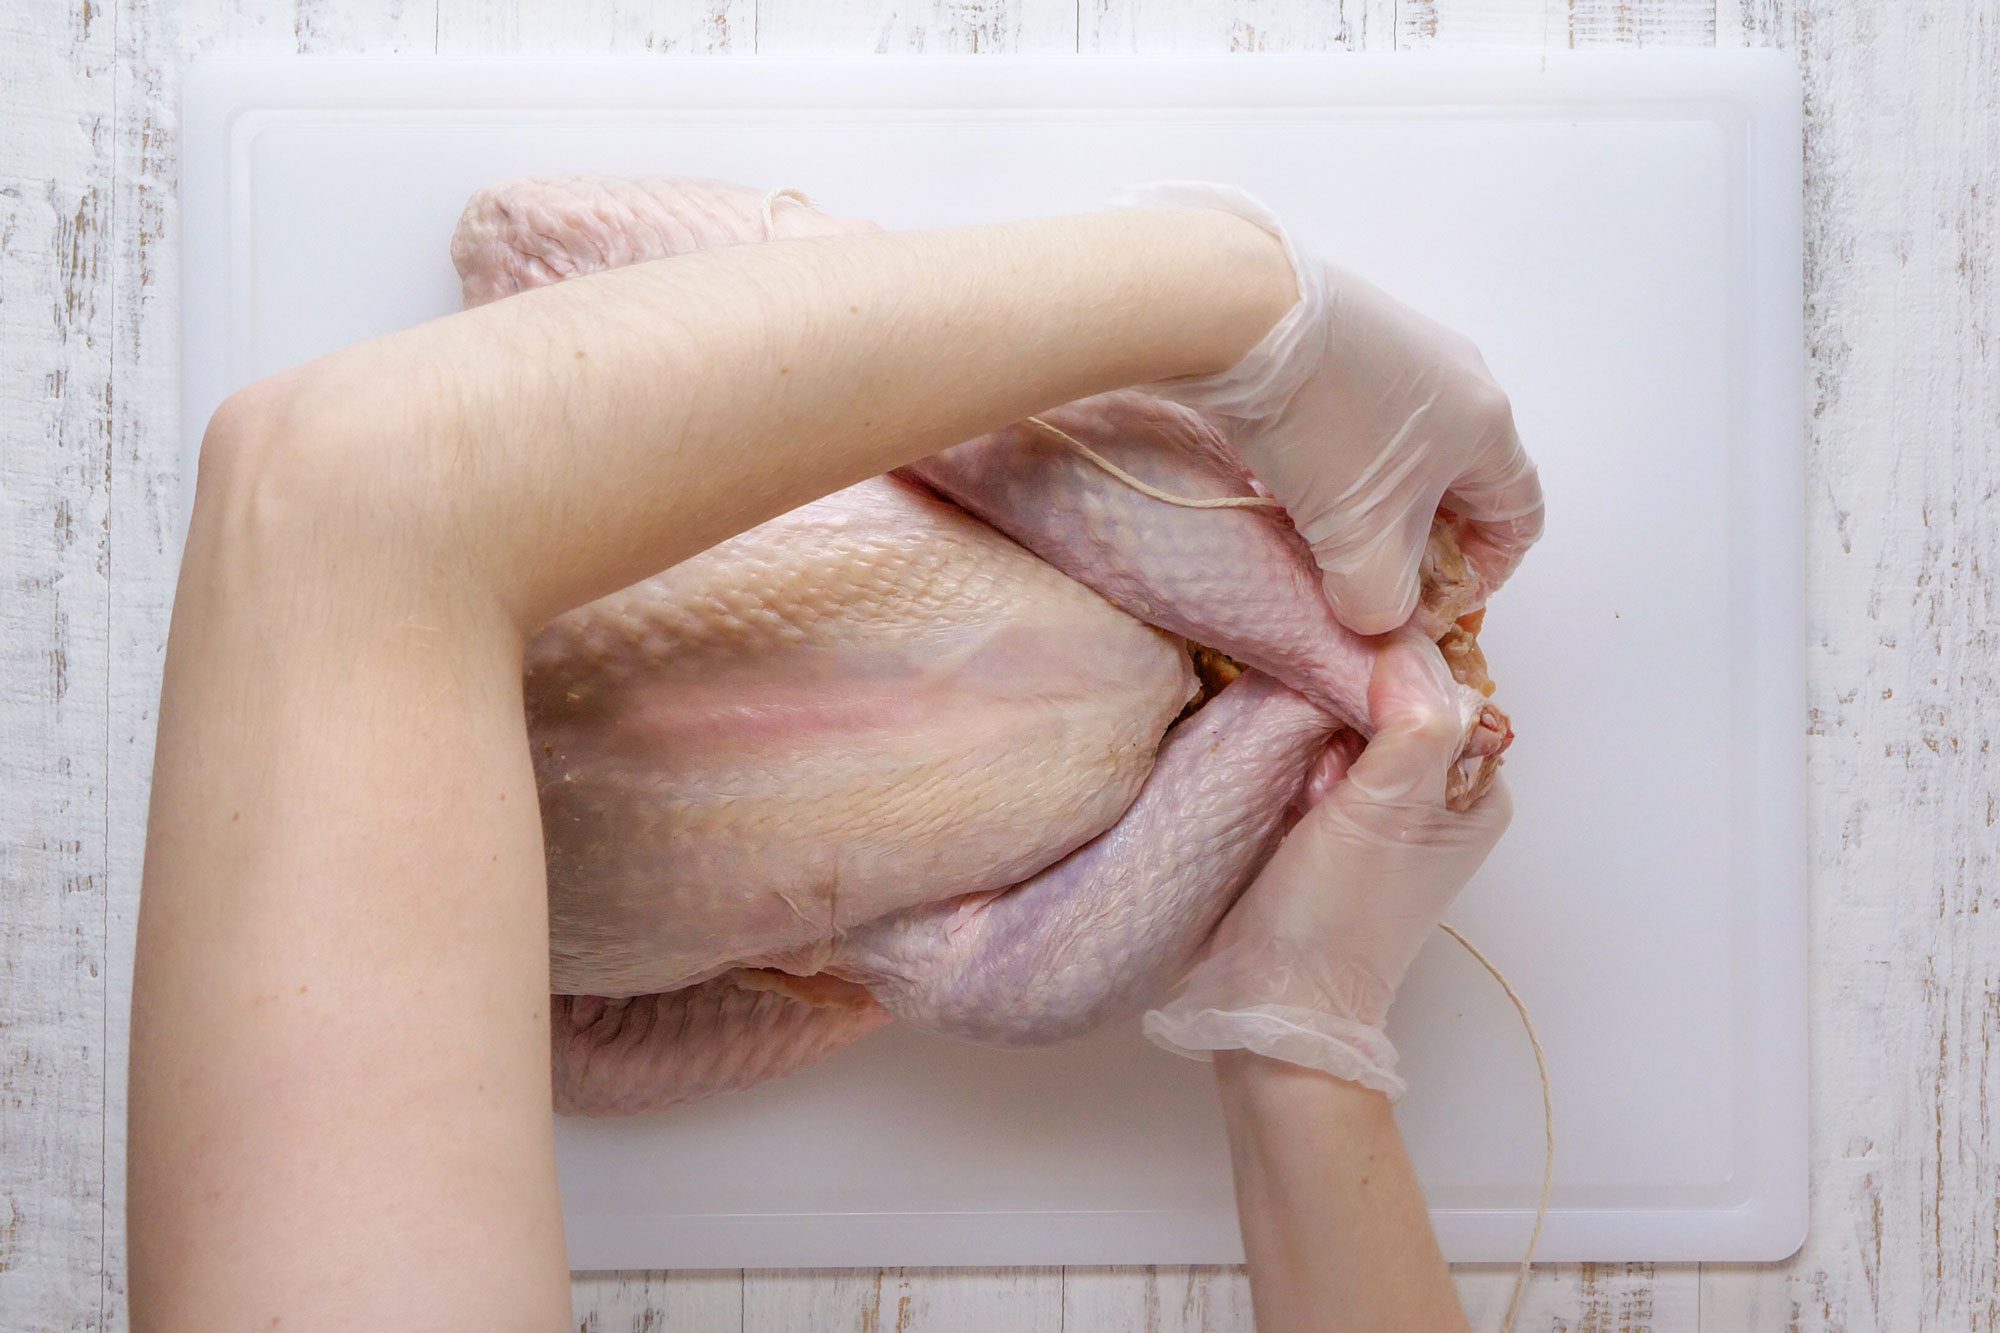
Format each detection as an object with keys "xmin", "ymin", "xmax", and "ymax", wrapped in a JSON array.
[
  {"xmin": 1401, "ymin": 0, "xmax": 1717, "ymax": 48},
  {"xmin": 1398, "ymin": 0, "xmax": 1558, "ymax": 48},
  {"xmin": 1359, "ymin": 0, "xmax": 1397, "ymax": 48},
  {"xmin": 742, "ymin": 1267, "xmax": 1064, "ymax": 1331},
  {"xmin": 178, "ymin": 0, "xmax": 439, "ymax": 53},
  {"xmin": 1063, "ymin": 1265, "xmax": 1255, "ymax": 1331},
  {"xmin": 435, "ymin": 0, "xmax": 753, "ymax": 56},
  {"xmin": 754, "ymin": 0, "xmax": 1078, "ymax": 54},
  {"xmin": 296, "ymin": 0, "xmax": 438, "ymax": 53},
  {"xmin": 0, "ymin": 0, "xmax": 116, "ymax": 1326},
  {"xmin": 175, "ymin": 0, "xmax": 289, "ymax": 54},
  {"xmin": 97, "ymin": 0, "xmax": 188, "ymax": 1327},
  {"xmin": 570, "ymin": 1269, "xmax": 744, "ymax": 1331},
  {"xmin": 1698, "ymin": 5, "xmax": 2000, "ymax": 1327},
  {"xmin": 1567, "ymin": 0, "xmax": 1715, "ymax": 46},
  {"xmin": 1718, "ymin": 0, "xmax": 1790, "ymax": 49},
  {"xmin": 1456, "ymin": 1261, "xmax": 1703, "ymax": 1331},
  {"xmin": 1081, "ymin": 0, "xmax": 1368, "ymax": 52}
]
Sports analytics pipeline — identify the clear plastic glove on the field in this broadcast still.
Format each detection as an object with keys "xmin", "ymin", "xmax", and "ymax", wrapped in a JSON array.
[
  {"xmin": 1115, "ymin": 182, "xmax": 1546, "ymax": 635},
  {"xmin": 1144, "ymin": 631, "xmax": 1513, "ymax": 1099}
]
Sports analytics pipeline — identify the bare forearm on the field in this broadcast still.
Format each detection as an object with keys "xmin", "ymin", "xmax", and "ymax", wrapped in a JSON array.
[
  {"xmin": 1216, "ymin": 1052, "xmax": 1469, "ymax": 1333},
  {"xmin": 250, "ymin": 208, "xmax": 1293, "ymax": 626},
  {"xmin": 131, "ymin": 210, "xmax": 1292, "ymax": 1327}
]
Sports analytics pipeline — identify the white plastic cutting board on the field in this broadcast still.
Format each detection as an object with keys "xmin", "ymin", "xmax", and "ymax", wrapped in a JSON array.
[{"xmin": 180, "ymin": 53, "xmax": 1806, "ymax": 1266}]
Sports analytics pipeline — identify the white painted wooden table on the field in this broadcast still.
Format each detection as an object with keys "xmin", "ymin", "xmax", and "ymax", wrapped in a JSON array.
[{"xmin": 2, "ymin": 1, "xmax": 1993, "ymax": 1329}]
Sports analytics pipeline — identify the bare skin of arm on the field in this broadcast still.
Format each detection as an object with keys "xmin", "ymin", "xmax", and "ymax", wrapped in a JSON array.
[
  {"xmin": 128, "ymin": 211, "xmax": 1297, "ymax": 1330},
  {"xmin": 1216, "ymin": 1051, "xmax": 1471, "ymax": 1333}
]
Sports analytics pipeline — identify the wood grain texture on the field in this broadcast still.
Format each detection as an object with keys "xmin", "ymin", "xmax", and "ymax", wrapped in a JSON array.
[
  {"xmin": 570, "ymin": 1270, "xmax": 744, "ymax": 1330},
  {"xmin": 1396, "ymin": 0, "xmax": 1718, "ymax": 48},
  {"xmin": 1062, "ymin": 1265, "xmax": 1256, "ymax": 1329},
  {"xmin": 1, "ymin": 0, "xmax": 117, "ymax": 1327},
  {"xmin": 1402, "ymin": 0, "xmax": 1567, "ymax": 46},
  {"xmin": 435, "ymin": 0, "xmax": 752, "ymax": 55},
  {"xmin": 1701, "ymin": 4, "xmax": 2000, "ymax": 1331},
  {"xmin": 754, "ymin": 0, "xmax": 1079, "ymax": 54},
  {"xmin": 99, "ymin": 1, "xmax": 184, "ymax": 1327},
  {"xmin": 3, "ymin": 0, "xmax": 1994, "ymax": 1329},
  {"xmin": 1080, "ymin": 0, "xmax": 1373, "ymax": 52},
  {"xmin": 743, "ymin": 1267, "xmax": 1065, "ymax": 1331},
  {"xmin": 1565, "ymin": 0, "xmax": 1715, "ymax": 46}
]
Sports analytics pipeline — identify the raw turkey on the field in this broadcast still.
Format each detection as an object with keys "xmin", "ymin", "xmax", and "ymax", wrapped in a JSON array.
[{"xmin": 451, "ymin": 177, "xmax": 1511, "ymax": 1116}]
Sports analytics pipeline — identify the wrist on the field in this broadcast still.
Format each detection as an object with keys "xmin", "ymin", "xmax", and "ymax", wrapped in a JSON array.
[
  {"xmin": 1114, "ymin": 206, "xmax": 1296, "ymax": 378},
  {"xmin": 1215, "ymin": 1048, "xmax": 1394, "ymax": 1121}
]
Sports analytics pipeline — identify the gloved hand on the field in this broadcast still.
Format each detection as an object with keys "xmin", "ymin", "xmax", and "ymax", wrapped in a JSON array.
[
  {"xmin": 1114, "ymin": 182, "xmax": 1546, "ymax": 635},
  {"xmin": 1143, "ymin": 632, "xmax": 1513, "ymax": 1099}
]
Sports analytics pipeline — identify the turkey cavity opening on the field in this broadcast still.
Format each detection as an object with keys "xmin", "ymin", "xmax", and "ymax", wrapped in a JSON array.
[{"xmin": 1177, "ymin": 642, "xmax": 1249, "ymax": 724}]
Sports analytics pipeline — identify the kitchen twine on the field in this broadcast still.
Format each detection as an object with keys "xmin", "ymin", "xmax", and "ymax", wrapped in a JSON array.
[
  {"xmin": 759, "ymin": 186, "xmax": 819, "ymax": 237},
  {"xmin": 763, "ymin": 187, "xmax": 1555, "ymax": 1332}
]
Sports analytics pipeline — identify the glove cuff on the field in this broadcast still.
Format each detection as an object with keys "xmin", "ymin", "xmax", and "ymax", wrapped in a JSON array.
[
  {"xmin": 1143, "ymin": 1001, "xmax": 1407, "ymax": 1102},
  {"xmin": 1109, "ymin": 181, "xmax": 1328, "ymax": 426}
]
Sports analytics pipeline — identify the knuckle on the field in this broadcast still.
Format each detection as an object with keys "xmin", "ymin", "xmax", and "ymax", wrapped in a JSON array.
[
  {"xmin": 1411, "ymin": 708, "xmax": 1465, "ymax": 751},
  {"xmin": 1469, "ymin": 377, "xmax": 1517, "ymax": 435},
  {"xmin": 1382, "ymin": 697, "xmax": 1463, "ymax": 756}
]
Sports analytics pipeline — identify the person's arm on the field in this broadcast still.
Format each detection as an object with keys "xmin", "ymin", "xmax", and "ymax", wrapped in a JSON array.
[
  {"xmin": 129, "ymin": 209, "xmax": 1296, "ymax": 1330},
  {"xmin": 1146, "ymin": 635, "xmax": 1514, "ymax": 1331},
  {"xmin": 1119, "ymin": 183, "xmax": 1543, "ymax": 635},
  {"xmin": 1217, "ymin": 1054, "xmax": 1468, "ymax": 1333}
]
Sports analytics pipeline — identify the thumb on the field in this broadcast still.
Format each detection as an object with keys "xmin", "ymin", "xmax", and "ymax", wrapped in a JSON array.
[
  {"xmin": 1444, "ymin": 433, "xmax": 1545, "ymax": 595},
  {"xmin": 1339, "ymin": 632, "xmax": 1465, "ymax": 809},
  {"xmin": 1311, "ymin": 506, "xmax": 1432, "ymax": 636}
]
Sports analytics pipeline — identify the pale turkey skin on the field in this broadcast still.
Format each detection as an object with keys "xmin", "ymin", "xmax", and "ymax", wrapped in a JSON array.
[
  {"xmin": 550, "ymin": 978, "xmax": 893, "ymax": 1118},
  {"xmin": 529, "ymin": 473, "xmax": 1195, "ymax": 998},
  {"xmin": 453, "ymin": 175, "xmax": 1509, "ymax": 1116}
]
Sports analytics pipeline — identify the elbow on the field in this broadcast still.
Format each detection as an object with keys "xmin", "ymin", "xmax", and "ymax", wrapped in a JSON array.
[
  {"xmin": 184, "ymin": 373, "xmax": 526, "ymax": 637},
  {"xmin": 191, "ymin": 383, "xmax": 275, "ymax": 522},
  {"xmin": 186, "ymin": 371, "xmax": 455, "ymax": 599},
  {"xmin": 191, "ymin": 371, "xmax": 371, "ymax": 549}
]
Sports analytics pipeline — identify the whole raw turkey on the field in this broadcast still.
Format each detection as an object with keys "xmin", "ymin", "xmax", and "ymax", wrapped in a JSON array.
[{"xmin": 450, "ymin": 177, "xmax": 1510, "ymax": 1116}]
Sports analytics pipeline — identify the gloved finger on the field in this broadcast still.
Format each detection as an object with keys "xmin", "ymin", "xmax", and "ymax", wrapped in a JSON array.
[
  {"xmin": 1338, "ymin": 631, "xmax": 1465, "ymax": 809},
  {"xmin": 1368, "ymin": 628, "xmax": 1462, "ymax": 732},
  {"xmin": 1455, "ymin": 509, "xmax": 1544, "ymax": 595},
  {"xmin": 1439, "ymin": 384, "xmax": 1536, "ymax": 514},
  {"xmin": 1309, "ymin": 504, "xmax": 1433, "ymax": 636},
  {"xmin": 1461, "ymin": 773, "xmax": 1516, "ymax": 846},
  {"xmin": 1444, "ymin": 431, "xmax": 1545, "ymax": 593},
  {"xmin": 1289, "ymin": 729, "xmax": 1365, "ymax": 821},
  {"xmin": 1399, "ymin": 771, "xmax": 1515, "ymax": 875},
  {"xmin": 1278, "ymin": 768, "xmax": 1512, "ymax": 936}
]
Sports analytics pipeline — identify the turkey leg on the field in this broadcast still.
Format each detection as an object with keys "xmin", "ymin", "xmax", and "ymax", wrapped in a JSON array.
[{"xmin": 822, "ymin": 671, "xmax": 1337, "ymax": 1046}]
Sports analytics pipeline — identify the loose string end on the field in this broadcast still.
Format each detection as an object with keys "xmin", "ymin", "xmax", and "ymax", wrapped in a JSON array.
[{"xmin": 1437, "ymin": 920, "xmax": 1554, "ymax": 1333}]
